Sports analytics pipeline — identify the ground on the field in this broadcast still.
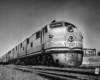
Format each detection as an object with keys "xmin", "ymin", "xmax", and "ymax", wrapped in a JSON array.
[{"xmin": 0, "ymin": 65, "xmax": 49, "ymax": 80}]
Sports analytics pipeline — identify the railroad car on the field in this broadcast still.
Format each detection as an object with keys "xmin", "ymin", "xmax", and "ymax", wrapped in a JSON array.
[
  {"xmin": 0, "ymin": 20, "xmax": 83, "ymax": 67},
  {"xmin": 0, "ymin": 57, "xmax": 3, "ymax": 64},
  {"xmin": 83, "ymin": 48, "xmax": 96, "ymax": 56},
  {"xmin": 81, "ymin": 49, "xmax": 100, "ymax": 68}
]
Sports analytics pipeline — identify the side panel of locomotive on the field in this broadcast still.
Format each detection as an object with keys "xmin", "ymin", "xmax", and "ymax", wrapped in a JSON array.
[
  {"xmin": 9, "ymin": 50, "xmax": 14, "ymax": 61},
  {"xmin": 26, "ymin": 26, "xmax": 49, "ymax": 56},
  {"xmin": 27, "ymin": 31, "xmax": 42, "ymax": 56},
  {"xmin": 27, "ymin": 34, "xmax": 37, "ymax": 55},
  {"xmin": 2, "ymin": 54, "xmax": 8, "ymax": 64}
]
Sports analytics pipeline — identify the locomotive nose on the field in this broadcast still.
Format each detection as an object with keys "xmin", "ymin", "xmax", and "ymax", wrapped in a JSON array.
[{"xmin": 65, "ymin": 53, "xmax": 79, "ymax": 66}]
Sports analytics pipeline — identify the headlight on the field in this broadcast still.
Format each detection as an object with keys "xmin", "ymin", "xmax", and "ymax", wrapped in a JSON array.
[
  {"xmin": 68, "ymin": 36, "xmax": 74, "ymax": 42},
  {"xmin": 67, "ymin": 25, "xmax": 74, "ymax": 32}
]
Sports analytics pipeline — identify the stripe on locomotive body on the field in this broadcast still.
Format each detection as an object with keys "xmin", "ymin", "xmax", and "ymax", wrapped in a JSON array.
[
  {"xmin": 50, "ymin": 40, "xmax": 82, "ymax": 48},
  {"xmin": 45, "ymin": 47, "xmax": 83, "ymax": 52}
]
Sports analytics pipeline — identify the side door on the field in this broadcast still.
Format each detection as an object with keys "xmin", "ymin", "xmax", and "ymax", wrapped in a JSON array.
[
  {"xmin": 41, "ymin": 25, "xmax": 48, "ymax": 51},
  {"xmin": 41, "ymin": 28, "xmax": 44, "ymax": 51}
]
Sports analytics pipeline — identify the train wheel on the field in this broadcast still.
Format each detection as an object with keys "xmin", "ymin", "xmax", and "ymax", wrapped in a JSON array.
[
  {"xmin": 38, "ymin": 55, "xmax": 49, "ymax": 66},
  {"xmin": 16, "ymin": 59, "xmax": 21, "ymax": 65},
  {"xmin": 47, "ymin": 54, "xmax": 54, "ymax": 66},
  {"xmin": 37, "ymin": 54, "xmax": 54, "ymax": 66},
  {"xmin": 36, "ymin": 56, "xmax": 42, "ymax": 65},
  {"xmin": 41, "ymin": 55, "xmax": 47, "ymax": 66},
  {"xmin": 22, "ymin": 58, "xmax": 28, "ymax": 65}
]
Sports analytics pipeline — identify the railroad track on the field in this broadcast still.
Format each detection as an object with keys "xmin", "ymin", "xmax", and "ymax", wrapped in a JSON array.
[{"xmin": 5, "ymin": 65, "xmax": 100, "ymax": 80}]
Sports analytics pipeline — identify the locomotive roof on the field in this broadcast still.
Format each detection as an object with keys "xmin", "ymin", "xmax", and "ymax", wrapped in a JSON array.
[{"xmin": 49, "ymin": 21, "xmax": 76, "ymax": 28}]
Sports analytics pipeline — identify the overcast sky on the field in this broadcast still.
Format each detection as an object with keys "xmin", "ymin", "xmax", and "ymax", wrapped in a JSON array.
[{"xmin": 0, "ymin": 0, "xmax": 100, "ymax": 56}]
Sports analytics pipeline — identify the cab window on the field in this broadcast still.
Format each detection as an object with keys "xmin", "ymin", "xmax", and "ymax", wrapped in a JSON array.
[
  {"xmin": 43, "ymin": 26, "xmax": 48, "ymax": 34},
  {"xmin": 20, "ymin": 43, "xmax": 22, "ymax": 48},
  {"xmin": 65, "ymin": 22, "xmax": 76, "ymax": 28},
  {"xmin": 27, "ymin": 38, "xmax": 29, "ymax": 44},
  {"xmin": 36, "ymin": 31, "xmax": 40, "ymax": 39},
  {"xmin": 16, "ymin": 46, "xmax": 17, "ymax": 50}
]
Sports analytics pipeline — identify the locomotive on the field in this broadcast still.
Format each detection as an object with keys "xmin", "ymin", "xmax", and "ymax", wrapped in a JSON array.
[{"xmin": 0, "ymin": 20, "xmax": 83, "ymax": 67}]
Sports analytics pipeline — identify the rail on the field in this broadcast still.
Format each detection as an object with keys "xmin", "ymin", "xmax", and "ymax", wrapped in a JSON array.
[{"xmin": 5, "ymin": 65, "xmax": 100, "ymax": 80}]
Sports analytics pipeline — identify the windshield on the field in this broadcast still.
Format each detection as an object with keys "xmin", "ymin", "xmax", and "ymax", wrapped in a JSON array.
[
  {"xmin": 50, "ymin": 22, "xmax": 63, "ymax": 28},
  {"xmin": 65, "ymin": 22, "xmax": 76, "ymax": 28}
]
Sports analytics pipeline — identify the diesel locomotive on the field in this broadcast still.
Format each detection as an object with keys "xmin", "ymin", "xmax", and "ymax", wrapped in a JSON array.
[{"xmin": 0, "ymin": 20, "xmax": 83, "ymax": 67}]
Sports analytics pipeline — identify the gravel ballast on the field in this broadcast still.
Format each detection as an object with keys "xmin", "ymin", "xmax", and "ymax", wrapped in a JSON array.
[{"xmin": 0, "ymin": 65, "xmax": 49, "ymax": 80}]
